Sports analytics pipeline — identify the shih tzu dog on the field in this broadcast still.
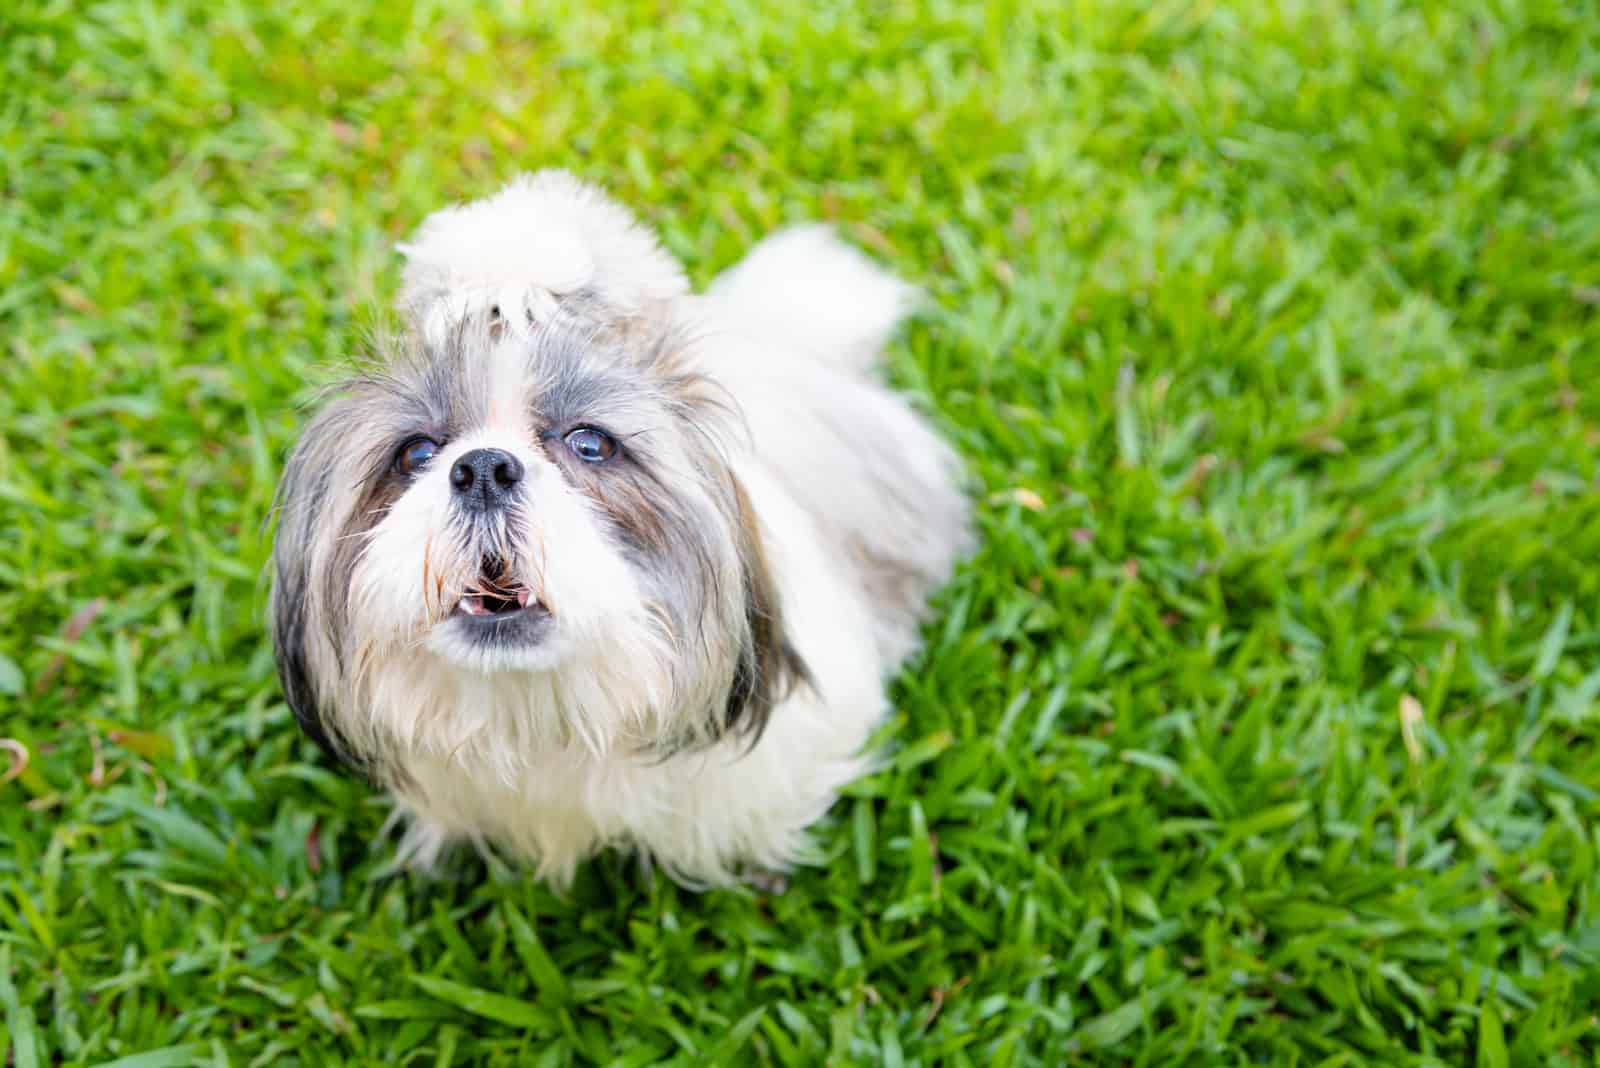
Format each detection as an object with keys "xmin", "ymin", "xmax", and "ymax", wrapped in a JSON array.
[{"xmin": 271, "ymin": 170, "xmax": 969, "ymax": 887}]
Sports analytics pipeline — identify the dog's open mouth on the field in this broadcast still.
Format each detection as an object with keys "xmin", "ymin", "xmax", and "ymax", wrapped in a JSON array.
[{"xmin": 454, "ymin": 555, "xmax": 538, "ymax": 618}]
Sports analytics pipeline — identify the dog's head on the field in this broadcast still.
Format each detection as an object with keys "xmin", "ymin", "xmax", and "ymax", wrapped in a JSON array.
[{"xmin": 271, "ymin": 179, "xmax": 805, "ymax": 778}]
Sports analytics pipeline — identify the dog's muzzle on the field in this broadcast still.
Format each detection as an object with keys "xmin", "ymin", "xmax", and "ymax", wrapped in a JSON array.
[{"xmin": 450, "ymin": 447, "xmax": 524, "ymax": 513}]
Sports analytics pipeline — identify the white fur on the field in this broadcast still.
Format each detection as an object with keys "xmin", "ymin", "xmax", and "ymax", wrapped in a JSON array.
[
  {"xmin": 398, "ymin": 170, "xmax": 688, "ymax": 348},
  {"xmin": 280, "ymin": 171, "xmax": 969, "ymax": 887},
  {"xmin": 706, "ymin": 223, "xmax": 922, "ymax": 373},
  {"xmin": 389, "ymin": 462, "xmax": 890, "ymax": 886}
]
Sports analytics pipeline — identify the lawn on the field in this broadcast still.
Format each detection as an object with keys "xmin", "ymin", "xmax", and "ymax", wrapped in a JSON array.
[{"xmin": 3, "ymin": 0, "xmax": 1599, "ymax": 1064}]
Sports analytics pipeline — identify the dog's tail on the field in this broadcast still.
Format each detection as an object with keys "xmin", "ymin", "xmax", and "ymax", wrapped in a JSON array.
[{"xmin": 707, "ymin": 225, "xmax": 921, "ymax": 373}]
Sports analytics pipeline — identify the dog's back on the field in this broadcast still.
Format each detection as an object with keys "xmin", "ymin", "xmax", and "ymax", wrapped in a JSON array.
[{"xmin": 698, "ymin": 229, "xmax": 971, "ymax": 673}]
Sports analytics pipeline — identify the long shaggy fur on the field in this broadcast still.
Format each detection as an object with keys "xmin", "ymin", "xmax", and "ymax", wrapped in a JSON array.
[{"xmin": 272, "ymin": 170, "xmax": 970, "ymax": 887}]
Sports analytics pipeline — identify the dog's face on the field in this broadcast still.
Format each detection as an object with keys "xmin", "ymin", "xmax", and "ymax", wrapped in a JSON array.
[{"xmin": 272, "ymin": 319, "xmax": 804, "ymax": 776}]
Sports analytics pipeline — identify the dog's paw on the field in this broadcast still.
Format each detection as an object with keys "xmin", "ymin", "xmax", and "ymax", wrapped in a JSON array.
[{"xmin": 745, "ymin": 869, "xmax": 790, "ymax": 896}]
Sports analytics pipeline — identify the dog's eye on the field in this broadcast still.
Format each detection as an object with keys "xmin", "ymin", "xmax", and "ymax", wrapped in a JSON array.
[
  {"xmin": 395, "ymin": 436, "xmax": 440, "ymax": 475},
  {"xmin": 564, "ymin": 427, "xmax": 617, "ymax": 464}
]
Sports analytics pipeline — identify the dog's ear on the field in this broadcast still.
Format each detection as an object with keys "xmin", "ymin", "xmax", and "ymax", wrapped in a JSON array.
[
  {"xmin": 270, "ymin": 430, "xmax": 368, "ymax": 778},
  {"xmin": 722, "ymin": 476, "xmax": 811, "ymax": 744},
  {"xmin": 272, "ymin": 544, "xmax": 353, "ymax": 772},
  {"xmin": 272, "ymin": 582, "xmax": 345, "ymax": 770}
]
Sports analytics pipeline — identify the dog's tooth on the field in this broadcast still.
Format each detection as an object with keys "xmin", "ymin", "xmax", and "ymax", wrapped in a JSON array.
[{"xmin": 517, "ymin": 588, "xmax": 532, "ymax": 608}]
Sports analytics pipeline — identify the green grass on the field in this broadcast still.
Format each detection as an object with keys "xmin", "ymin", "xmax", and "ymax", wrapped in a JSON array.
[{"xmin": 4, "ymin": 0, "xmax": 1599, "ymax": 1063}]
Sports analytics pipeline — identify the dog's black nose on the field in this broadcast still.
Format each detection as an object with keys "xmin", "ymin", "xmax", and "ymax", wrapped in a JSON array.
[{"xmin": 450, "ymin": 448, "xmax": 524, "ymax": 511}]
